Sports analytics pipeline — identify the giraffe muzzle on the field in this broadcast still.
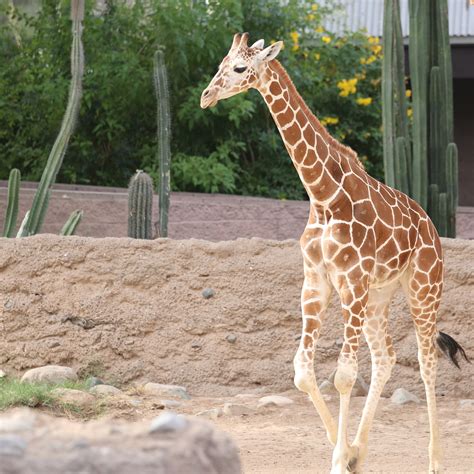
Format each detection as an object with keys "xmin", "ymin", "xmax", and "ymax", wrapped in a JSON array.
[{"xmin": 200, "ymin": 88, "xmax": 218, "ymax": 109}]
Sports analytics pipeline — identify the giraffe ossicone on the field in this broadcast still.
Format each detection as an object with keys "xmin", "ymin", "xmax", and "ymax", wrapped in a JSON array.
[{"xmin": 201, "ymin": 32, "xmax": 468, "ymax": 474}]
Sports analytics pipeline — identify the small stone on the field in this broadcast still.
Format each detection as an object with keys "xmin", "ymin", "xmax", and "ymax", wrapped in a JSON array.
[
  {"xmin": 161, "ymin": 400, "xmax": 182, "ymax": 409},
  {"xmin": 222, "ymin": 403, "xmax": 255, "ymax": 416},
  {"xmin": 47, "ymin": 341, "xmax": 60, "ymax": 349},
  {"xmin": 0, "ymin": 408, "xmax": 37, "ymax": 432},
  {"xmin": 129, "ymin": 399, "xmax": 142, "ymax": 407},
  {"xmin": 327, "ymin": 370, "xmax": 369, "ymax": 397},
  {"xmin": 258, "ymin": 395, "xmax": 294, "ymax": 408},
  {"xmin": 52, "ymin": 388, "xmax": 95, "ymax": 408},
  {"xmin": 0, "ymin": 369, "xmax": 6, "ymax": 378},
  {"xmin": 460, "ymin": 399, "xmax": 474, "ymax": 408},
  {"xmin": 89, "ymin": 385, "xmax": 122, "ymax": 396},
  {"xmin": 21, "ymin": 365, "xmax": 77, "ymax": 384},
  {"xmin": 196, "ymin": 408, "xmax": 222, "ymax": 421},
  {"xmin": 202, "ymin": 288, "xmax": 215, "ymax": 299},
  {"xmin": 143, "ymin": 383, "xmax": 190, "ymax": 400},
  {"xmin": 390, "ymin": 388, "xmax": 421, "ymax": 405},
  {"xmin": 0, "ymin": 436, "xmax": 27, "ymax": 456},
  {"xmin": 149, "ymin": 412, "xmax": 189, "ymax": 434},
  {"xmin": 319, "ymin": 380, "xmax": 338, "ymax": 395},
  {"xmin": 226, "ymin": 334, "xmax": 237, "ymax": 344},
  {"xmin": 85, "ymin": 376, "xmax": 104, "ymax": 388},
  {"xmin": 191, "ymin": 342, "xmax": 202, "ymax": 349}
]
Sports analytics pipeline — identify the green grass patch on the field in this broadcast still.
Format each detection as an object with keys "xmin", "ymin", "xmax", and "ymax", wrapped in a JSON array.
[{"xmin": 0, "ymin": 377, "xmax": 92, "ymax": 412}]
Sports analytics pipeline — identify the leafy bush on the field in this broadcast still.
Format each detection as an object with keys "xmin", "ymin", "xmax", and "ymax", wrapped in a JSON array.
[{"xmin": 0, "ymin": 0, "xmax": 384, "ymax": 200}]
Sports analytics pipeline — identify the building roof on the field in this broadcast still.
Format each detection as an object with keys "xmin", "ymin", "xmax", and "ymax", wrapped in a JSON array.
[{"xmin": 321, "ymin": 0, "xmax": 474, "ymax": 43}]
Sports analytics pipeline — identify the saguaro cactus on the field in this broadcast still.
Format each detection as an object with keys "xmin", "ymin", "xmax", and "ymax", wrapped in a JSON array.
[
  {"xmin": 19, "ymin": 0, "xmax": 85, "ymax": 236},
  {"xmin": 2, "ymin": 168, "xmax": 20, "ymax": 237},
  {"xmin": 153, "ymin": 50, "xmax": 171, "ymax": 238},
  {"xmin": 128, "ymin": 170, "xmax": 153, "ymax": 239},
  {"xmin": 382, "ymin": 0, "xmax": 458, "ymax": 237}
]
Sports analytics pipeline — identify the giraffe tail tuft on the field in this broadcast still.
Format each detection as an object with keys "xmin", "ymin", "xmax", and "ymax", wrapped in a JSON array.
[{"xmin": 436, "ymin": 331, "xmax": 470, "ymax": 369}]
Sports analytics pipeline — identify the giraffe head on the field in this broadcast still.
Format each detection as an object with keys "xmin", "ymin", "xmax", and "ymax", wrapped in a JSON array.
[{"xmin": 200, "ymin": 32, "xmax": 283, "ymax": 109}]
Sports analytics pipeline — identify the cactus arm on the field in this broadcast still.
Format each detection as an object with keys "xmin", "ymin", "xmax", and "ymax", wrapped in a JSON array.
[
  {"xmin": 395, "ymin": 137, "xmax": 410, "ymax": 196},
  {"xmin": 429, "ymin": 66, "xmax": 442, "ymax": 189},
  {"xmin": 3, "ymin": 168, "xmax": 21, "ymax": 238},
  {"xmin": 408, "ymin": 0, "xmax": 430, "ymax": 210},
  {"xmin": 60, "ymin": 209, "xmax": 83, "ymax": 236},
  {"xmin": 445, "ymin": 143, "xmax": 458, "ymax": 237},
  {"xmin": 153, "ymin": 50, "xmax": 171, "ymax": 238},
  {"xmin": 20, "ymin": 0, "xmax": 84, "ymax": 236},
  {"xmin": 438, "ymin": 192, "xmax": 448, "ymax": 237},
  {"xmin": 16, "ymin": 210, "xmax": 30, "ymax": 238}
]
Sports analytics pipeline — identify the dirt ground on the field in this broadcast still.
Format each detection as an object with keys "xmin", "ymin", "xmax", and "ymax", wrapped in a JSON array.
[{"xmin": 0, "ymin": 235, "xmax": 473, "ymax": 472}]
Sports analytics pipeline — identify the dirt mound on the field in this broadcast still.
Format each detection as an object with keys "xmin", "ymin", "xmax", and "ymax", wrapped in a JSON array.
[{"xmin": 0, "ymin": 235, "xmax": 472, "ymax": 397}]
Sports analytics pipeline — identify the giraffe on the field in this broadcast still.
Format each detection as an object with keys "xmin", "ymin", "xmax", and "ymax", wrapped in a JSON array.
[{"xmin": 200, "ymin": 33, "xmax": 469, "ymax": 474}]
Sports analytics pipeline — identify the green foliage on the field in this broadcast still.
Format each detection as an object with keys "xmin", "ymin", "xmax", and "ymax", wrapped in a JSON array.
[
  {"xmin": 60, "ymin": 209, "xmax": 83, "ymax": 235},
  {"xmin": 1, "ymin": 0, "xmax": 384, "ymax": 200}
]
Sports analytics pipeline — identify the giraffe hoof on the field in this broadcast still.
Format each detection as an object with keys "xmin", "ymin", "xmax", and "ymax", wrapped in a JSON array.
[{"xmin": 346, "ymin": 457, "xmax": 359, "ymax": 473}]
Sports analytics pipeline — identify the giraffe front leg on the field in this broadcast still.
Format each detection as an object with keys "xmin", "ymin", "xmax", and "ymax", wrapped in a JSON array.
[
  {"xmin": 331, "ymin": 283, "xmax": 367, "ymax": 474},
  {"xmin": 293, "ymin": 269, "xmax": 337, "ymax": 445}
]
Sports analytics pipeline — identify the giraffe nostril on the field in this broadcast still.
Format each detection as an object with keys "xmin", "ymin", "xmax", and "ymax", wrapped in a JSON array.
[{"xmin": 203, "ymin": 90, "xmax": 210, "ymax": 96}]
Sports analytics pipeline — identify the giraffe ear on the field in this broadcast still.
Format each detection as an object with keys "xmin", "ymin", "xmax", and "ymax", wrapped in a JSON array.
[
  {"xmin": 256, "ymin": 41, "xmax": 283, "ymax": 62},
  {"xmin": 251, "ymin": 39, "xmax": 265, "ymax": 49}
]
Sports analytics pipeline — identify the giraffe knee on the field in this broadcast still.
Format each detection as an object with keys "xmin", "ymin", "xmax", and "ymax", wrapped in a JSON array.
[
  {"xmin": 333, "ymin": 359, "xmax": 358, "ymax": 395},
  {"xmin": 293, "ymin": 353, "xmax": 316, "ymax": 393}
]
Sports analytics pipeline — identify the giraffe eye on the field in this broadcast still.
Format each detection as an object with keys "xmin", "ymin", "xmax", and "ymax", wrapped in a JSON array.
[{"xmin": 233, "ymin": 66, "xmax": 247, "ymax": 73}]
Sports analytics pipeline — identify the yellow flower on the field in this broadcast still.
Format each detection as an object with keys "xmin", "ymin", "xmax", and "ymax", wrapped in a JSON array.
[
  {"xmin": 312, "ymin": 3, "xmax": 318, "ymax": 11},
  {"xmin": 303, "ymin": 51, "xmax": 308, "ymax": 58},
  {"xmin": 356, "ymin": 97, "xmax": 372, "ymax": 106},
  {"xmin": 322, "ymin": 36, "xmax": 331, "ymax": 44},
  {"xmin": 407, "ymin": 108, "xmax": 413, "ymax": 117},
  {"xmin": 314, "ymin": 52, "xmax": 321, "ymax": 61},
  {"xmin": 360, "ymin": 57, "xmax": 367, "ymax": 65},
  {"xmin": 290, "ymin": 31, "xmax": 299, "ymax": 43},
  {"xmin": 337, "ymin": 78, "xmax": 358, "ymax": 97},
  {"xmin": 324, "ymin": 116, "xmax": 339, "ymax": 125},
  {"xmin": 307, "ymin": 14, "xmax": 315, "ymax": 21},
  {"xmin": 368, "ymin": 36, "xmax": 380, "ymax": 44},
  {"xmin": 406, "ymin": 89, "xmax": 412, "ymax": 98},
  {"xmin": 371, "ymin": 45, "xmax": 382, "ymax": 55},
  {"xmin": 366, "ymin": 55, "xmax": 377, "ymax": 64},
  {"xmin": 315, "ymin": 26, "xmax": 324, "ymax": 33}
]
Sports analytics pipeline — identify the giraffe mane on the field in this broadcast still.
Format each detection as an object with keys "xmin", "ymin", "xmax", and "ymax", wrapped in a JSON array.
[{"xmin": 269, "ymin": 60, "xmax": 365, "ymax": 170}]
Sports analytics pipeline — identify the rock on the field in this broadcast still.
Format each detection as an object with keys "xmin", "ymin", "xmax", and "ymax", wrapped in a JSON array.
[
  {"xmin": 21, "ymin": 365, "xmax": 77, "ymax": 384},
  {"xmin": 191, "ymin": 342, "xmax": 202, "ymax": 349},
  {"xmin": 0, "ymin": 435, "xmax": 27, "ymax": 456},
  {"xmin": 390, "ymin": 388, "xmax": 421, "ymax": 405},
  {"xmin": 226, "ymin": 334, "xmax": 237, "ymax": 343},
  {"xmin": 196, "ymin": 408, "xmax": 222, "ymax": 421},
  {"xmin": 222, "ymin": 403, "xmax": 255, "ymax": 416},
  {"xmin": 143, "ymin": 383, "xmax": 190, "ymax": 400},
  {"xmin": 319, "ymin": 380, "xmax": 338, "ymax": 395},
  {"xmin": 327, "ymin": 370, "xmax": 369, "ymax": 397},
  {"xmin": 161, "ymin": 400, "xmax": 182, "ymax": 409},
  {"xmin": 89, "ymin": 384, "xmax": 122, "ymax": 396},
  {"xmin": 0, "ymin": 412, "xmax": 241, "ymax": 474},
  {"xmin": 258, "ymin": 395, "xmax": 294, "ymax": 408},
  {"xmin": 202, "ymin": 288, "xmax": 215, "ymax": 299},
  {"xmin": 52, "ymin": 388, "xmax": 95, "ymax": 408},
  {"xmin": 460, "ymin": 399, "xmax": 474, "ymax": 408},
  {"xmin": 0, "ymin": 369, "xmax": 6, "ymax": 378},
  {"xmin": 149, "ymin": 412, "xmax": 189, "ymax": 434},
  {"xmin": 85, "ymin": 376, "xmax": 104, "ymax": 388},
  {"xmin": 0, "ymin": 408, "xmax": 37, "ymax": 432}
]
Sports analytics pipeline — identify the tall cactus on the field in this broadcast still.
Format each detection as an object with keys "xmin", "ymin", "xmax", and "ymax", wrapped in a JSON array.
[
  {"xmin": 128, "ymin": 170, "xmax": 153, "ymax": 239},
  {"xmin": 153, "ymin": 50, "xmax": 171, "ymax": 238},
  {"xmin": 382, "ymin": 0, "xmax": 458, "ymax": 237},
  {"xmin": 19, "ymin": 0, "xmax": 85, "ymax": 237},
  {"xmin": 2, "ymin": 168, "xmax": 20, "ymax": 238},
  {"xmin": 60, "ymin": 209, "xmax": 83, "ymax": 236}
]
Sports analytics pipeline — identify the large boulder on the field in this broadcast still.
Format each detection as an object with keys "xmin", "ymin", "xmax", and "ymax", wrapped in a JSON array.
[{"xmin": 0, "ymin": 409, "xmax": 241, "ymax": 474}]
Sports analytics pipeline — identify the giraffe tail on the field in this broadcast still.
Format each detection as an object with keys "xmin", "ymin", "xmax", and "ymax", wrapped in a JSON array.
[{"xmin": 436, "ymin": 331, "xmax": 470, "ymax": 369}]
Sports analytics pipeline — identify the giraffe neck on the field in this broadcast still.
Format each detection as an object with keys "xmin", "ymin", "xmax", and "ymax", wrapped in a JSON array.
[{"xmin": 256, "ymin": 60, "xmax": 362, "ymax": 205}]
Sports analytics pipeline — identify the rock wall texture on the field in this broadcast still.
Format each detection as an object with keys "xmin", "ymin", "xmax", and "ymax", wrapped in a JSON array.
[
  {"xmin": 0, "ymin": 182, "xmax": 473, "ymax": 239},
  {"xmin": 0, "ymin": 235, "xmax": 472, "ymax": 398}
]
